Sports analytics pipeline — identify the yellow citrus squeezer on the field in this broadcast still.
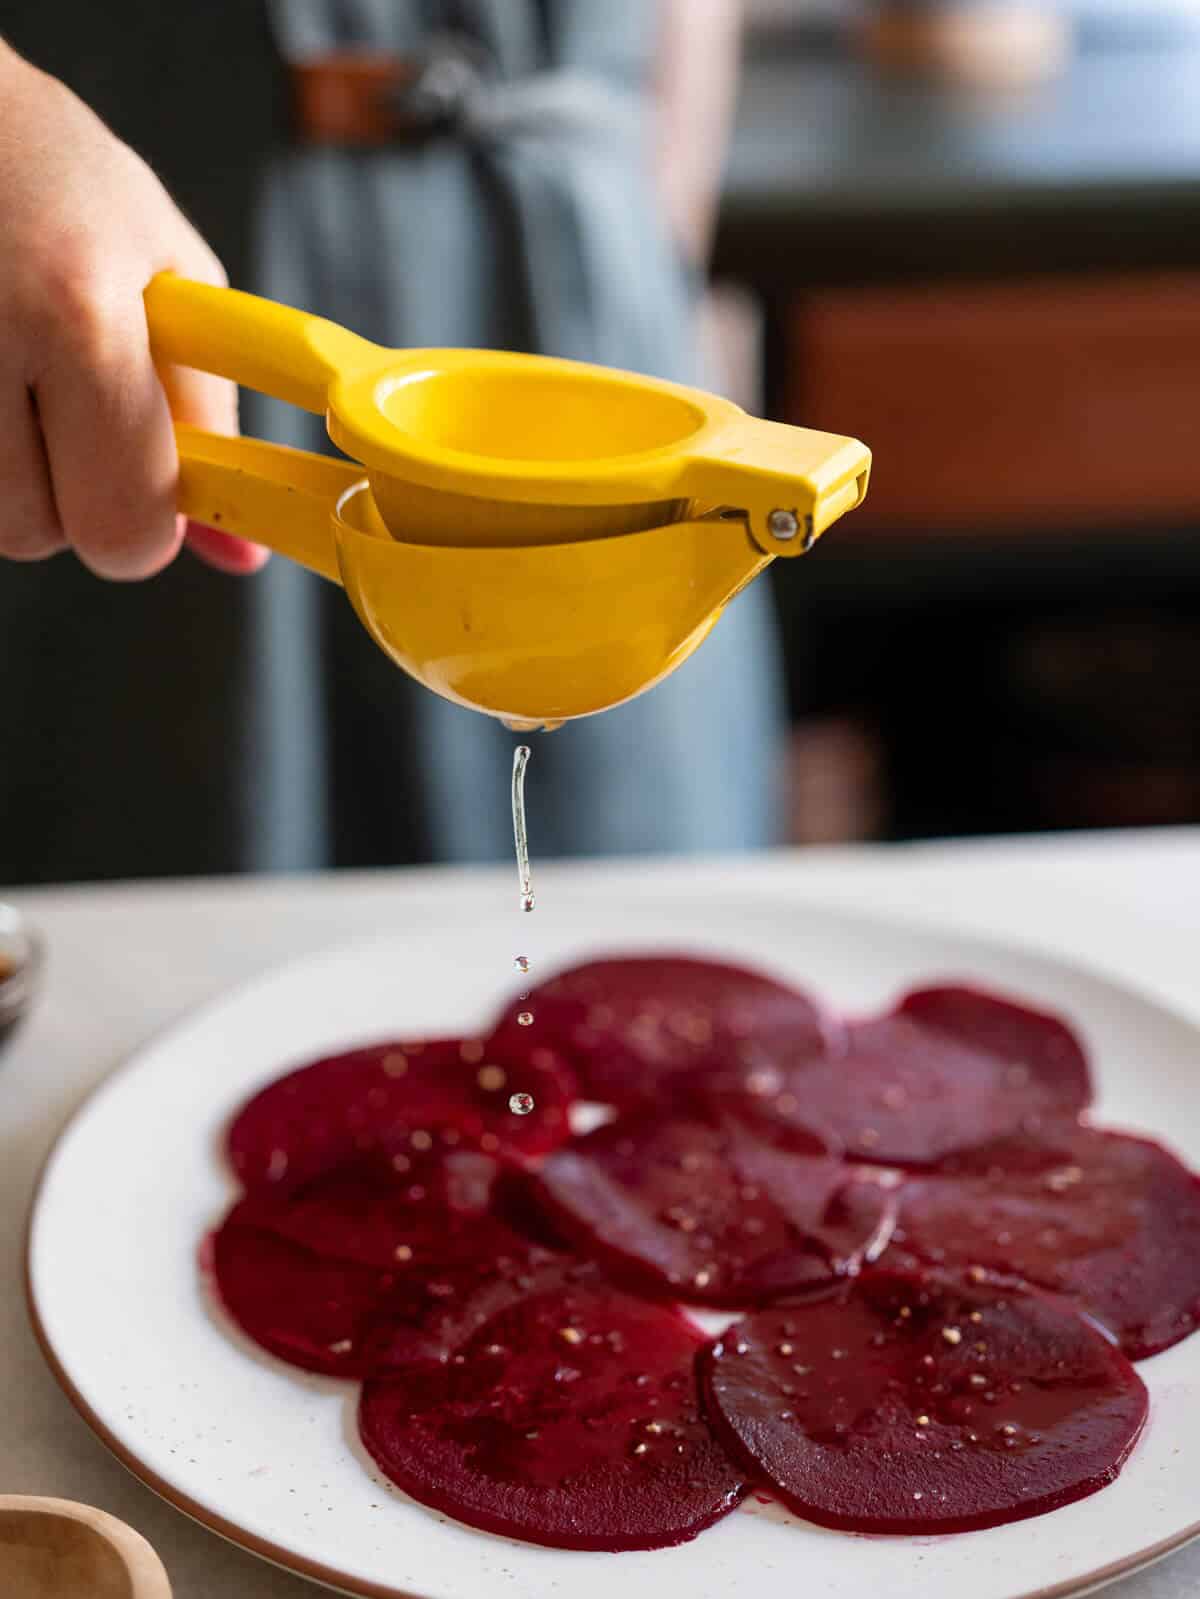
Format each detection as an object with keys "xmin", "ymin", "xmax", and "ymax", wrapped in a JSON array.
[{"xmin": 145, "ymin": 273, "xmax": 870, "ymax": 727}]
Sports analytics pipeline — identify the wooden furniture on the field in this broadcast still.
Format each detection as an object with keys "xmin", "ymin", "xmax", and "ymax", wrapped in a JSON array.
[
  {"xmin": 718, "ymin": 27, "xmax": 1200, "ymax": 531},
  {"xmin": 716, "ymin": 25, "xmax": 1200, "ymax": 840},
  {"xmin": 788, "ymin": 273, "xmax": 1200, "ymax": 537}
]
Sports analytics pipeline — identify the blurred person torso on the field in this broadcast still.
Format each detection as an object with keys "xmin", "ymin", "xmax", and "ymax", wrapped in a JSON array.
[{"xmin": 0, "ymin": 0, "xmax": 782, "ymax": 884}]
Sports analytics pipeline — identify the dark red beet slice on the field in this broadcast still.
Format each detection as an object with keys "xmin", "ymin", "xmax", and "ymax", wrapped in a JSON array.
[
  {"xmin": 492, "ymin": 954, "xmax": 832, "ymax": 1111},
  {"xmin": 699, "ymin": 1270, "xmax": 1147, "ymax": 1534},
  {"xmin": 232, "ymin": 1149, "xmax": 499, "ymax": 1268},
  {"xmin": 899, "ymin": 985, "xmax": 1092, "ymax": 1108},
  {"xmin": 211, "ymin": 1212, "xmax": 395, "ymax": 1377},
  {"xmin": 533, "ymin": 1115, "xmax": 896, "ymax": 1306},
  {"xmin": 227, "ymin": 1035, "xmax": 575, "ymax": 1192},
  {"xmin": 704, "ymin": 995, "xmax": 1089, "ymax": 1167},
  {"xmin": 359, "ymin": 1278, "xmax": 749, "ymax": 1550},
  {"xmin": 488, "ymin": 1166, "xmax": 576, "ymax": 1252},
  {"xmin": 214, "ymin": 1151, "xmax": 566, "ymax": 1376},
  {"xmin": 354, "ymin": 1245, "xmax": 567, "ymax": 1376},
  {"xmin": 890, "ymin": 1120, "xmax": 1200, "ymax": 1358}
]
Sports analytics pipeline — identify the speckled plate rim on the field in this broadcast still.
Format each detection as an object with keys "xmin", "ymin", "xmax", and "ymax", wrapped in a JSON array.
[{"xmin": 23, "ymin": 891, "xmax": 1200, "ymax": 1599}]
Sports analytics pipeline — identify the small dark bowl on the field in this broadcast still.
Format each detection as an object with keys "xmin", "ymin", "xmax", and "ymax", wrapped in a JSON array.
[{"xmin": 0, "ymin": 903, "xmax": 42, "ymax": 1054}]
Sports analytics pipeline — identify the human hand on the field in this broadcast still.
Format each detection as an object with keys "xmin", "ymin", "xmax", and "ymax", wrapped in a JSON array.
[{"xmin": 0, "ymin": 42, "xmax": 266, "ymax": 578}]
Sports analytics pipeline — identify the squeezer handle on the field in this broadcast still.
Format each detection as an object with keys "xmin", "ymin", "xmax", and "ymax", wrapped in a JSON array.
[
  {"xmin": 145, "ymin": 273, "xmax": 380, "ymax": 574},
  {"xmin": 172, "ymin": 426, "xmax": 358, "ymax": 583},
  {"xmin": 148, "ymin": 272, "xmax": 871, "ymax": 580},
  {"xmin": 680, "ymin": 418, "xmax": 871, "ymax": 556},
  {"xmin": 145, "ymin": 272, "xmax": 376, "ymax": 412}
]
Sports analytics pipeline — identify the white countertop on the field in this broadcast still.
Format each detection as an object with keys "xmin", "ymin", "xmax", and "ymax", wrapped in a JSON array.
[{"xmin": 5, "ymin": 828, "xmax": 1199, "ymax": 1598}]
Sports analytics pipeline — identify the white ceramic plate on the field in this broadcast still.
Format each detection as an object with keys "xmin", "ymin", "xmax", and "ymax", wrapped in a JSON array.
[{"xmin": 27, "ymin": 895, "xmax": 1200, "ymax": 1599}]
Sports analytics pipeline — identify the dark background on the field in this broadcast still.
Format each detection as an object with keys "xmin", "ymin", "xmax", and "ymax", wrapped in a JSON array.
[{"xmin": 718, "ymin": 2, "xmax": 1200, "ymax": 842}]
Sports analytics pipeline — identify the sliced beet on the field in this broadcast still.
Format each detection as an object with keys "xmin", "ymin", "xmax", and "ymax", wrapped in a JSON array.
[
  {"xmin": 704, "ymin": 996, "xmax": 1089, "ymax": 1167},
  {"xmin": 699, "ymin": 1269, "xmax": 1147, "ymax": 1535},
  {"xmin": 214, "ymin": 1151, "xmax": 566, "ymax": 1376},
  {"xmin": 532, "ymin": 1115, "xmax": 895, "ymax": 1306},
  {"xmin": 890, "ymin": 1121, "xmax": 1200, "ymax": 1358},
  {"xmin": 359, "ymin": 1278, "xmax": 749, "ymax": 1550},
  {"xmin": 211, "ymin": 1211, "xmax": 394, "ymax": 1377},
  {"xmin": 232, "ymin": 1149, "xmax": 499, "ymax": 1268},
  {"xmin": 226, "ymin": 1035, "xmax": 575, "ymax": 1192},
  {"xmin": 899, "ymin": 985, "xmax": 1092, "ymax": 1107},
  {"xmin": 488, "ymin": 1166, "xmax": 576, "ymax": 1252},
  {"xmin": 491, "ymin": 954, "xmax": 832, "ymax": 1111},
  {"xmin": 354, "ymin": 1246, "xmax": 568, "ymax": 1376}
]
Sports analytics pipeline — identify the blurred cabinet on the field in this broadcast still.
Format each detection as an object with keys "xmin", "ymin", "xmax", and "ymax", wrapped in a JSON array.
[
  {"xmin": 719, "ymin": 36, "xmax": 1200, "ymax": 837},
  {"xmin": 787, "ymin": 273, "xmax": 1200, "ymax": 536},
  {"xmin": 768, "ymin": 270, "xmax": 1200, "ymax": 844}
]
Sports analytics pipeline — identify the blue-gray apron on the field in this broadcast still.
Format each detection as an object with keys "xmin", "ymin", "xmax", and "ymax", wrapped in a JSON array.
[{"xmin": 0, "ymin": 0, "xmax": 782, "ymax": 884}]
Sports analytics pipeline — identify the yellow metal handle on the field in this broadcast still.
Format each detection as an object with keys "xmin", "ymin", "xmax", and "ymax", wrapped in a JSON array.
[
  {"xmin": 679, "ymin": 418, "xmax": 871, "ymax": 556},
  {"xmin": 145, "ymin": 273, "xmax": 380, "ymax": 413},
  {"xmin": 174, "ymin": 425, "xmax": 362, "ymax": 584}
]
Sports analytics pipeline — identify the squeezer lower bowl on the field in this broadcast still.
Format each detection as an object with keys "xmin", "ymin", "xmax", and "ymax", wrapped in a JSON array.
[{"xmin": 332, "ymin": 480, "xmax": 769, "ymax": 725}]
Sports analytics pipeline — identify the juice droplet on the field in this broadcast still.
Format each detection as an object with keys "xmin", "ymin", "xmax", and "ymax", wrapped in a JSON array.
[
  {"xmin": 511, "ymin": 746, "xmax": 535, "ymax": 915},
  {"xmin": 517, "ymin": 1011, "xmax": 534, "ymax": 1027},
  {"xmin": 509, "ymin": 1092, "xmax": 535, "ymax": 1116}
]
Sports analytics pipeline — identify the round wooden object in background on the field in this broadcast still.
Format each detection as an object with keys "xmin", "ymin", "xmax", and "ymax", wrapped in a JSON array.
[
  {"xmin": 0, "ymin": 1496, "xmax": 171, "ymax": 1599},
  {"xmin": 858, "ymin": 3, "xmax": 1072, "ymax": 86}
]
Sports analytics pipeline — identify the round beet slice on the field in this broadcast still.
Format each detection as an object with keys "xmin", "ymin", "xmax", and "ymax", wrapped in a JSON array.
[
  {"xmin": 232, "ymin": 1149, "xmax": 499, "ymax": 1268},
  {"xmin": 891, "ymin": 1121, "xmax": 1200, "ymax": 1358},
  {"xmin": 211, "ymin": 1196, "xmax": 560, "ymax": 1380},
  {"xmin": 214, "ymin": 1151, "xmax": 567, "ymax": 1376},
  {"xmin": 491, "ymin": 954, "xmax": 833, "ymax": 1111},
  {"xmin": 699, "ymin": 1270, "xmax": 1147, "ymax": 1535},
  {"xmin": 533, "ymin": 1115, "xmax": 895, "ymax": 1306},
  {"xmin": 227, "ymin": 1035, "xmax": 575, "ymax": 1191},
  {"xmin": 359, "ymin": 1279, "xmax": 749, "ymax": 1550},
  {"xmin": 899, "ymin": 985, "xmax": 1092, "ymax": 1108},
  {"xmin": 354, "ymin": 1246, "xmax": 569, "ymax": 1376},
  {"xmin": 706, "ymin": 998, "xmax": 1089, "ymax": 1167},
  {"xmin": 211, "ymin": 1210, "xmax": 396, "ymax": 1377}
]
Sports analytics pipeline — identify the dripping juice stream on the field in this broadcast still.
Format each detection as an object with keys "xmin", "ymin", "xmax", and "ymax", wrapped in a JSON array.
[
  {"xmin": 512, "ymin": 743, "xmax": 535, "ymax": 915},
  {"xmin": 509, "ymin": 744, "xmax": 535, "ymax": 1115}
]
